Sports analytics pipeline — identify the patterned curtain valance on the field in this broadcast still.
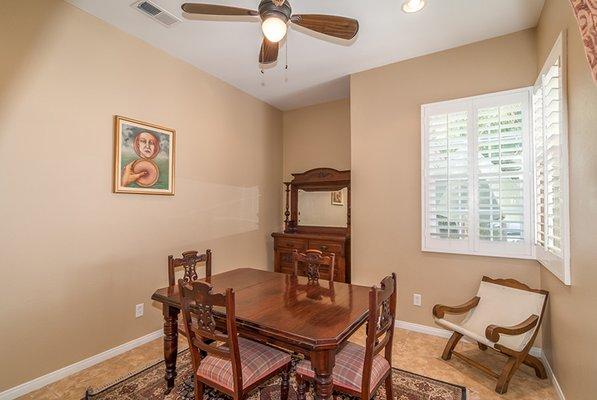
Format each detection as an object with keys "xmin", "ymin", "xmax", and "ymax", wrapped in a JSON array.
[{"xmin": 569, "ymin": 0, "xmax": 597, "ymax": 83}]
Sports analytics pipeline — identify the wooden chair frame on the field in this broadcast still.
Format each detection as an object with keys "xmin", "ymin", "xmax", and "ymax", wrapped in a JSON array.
[
  {"xmin": 433, "ymin": 276, "xmax": 549, "ymax": 394},
  {"xmin": 168, "ymin": 249, "xmax": 212, "ymax": 287},
  {"xmin": 179, "ymin": 279, "xmax": 291, "ymax": 400},
  {"xmin": 296, "ymin": 273, "xmax": 397, "ymax": 400},
  {"xmin": 292, "ymin": 249, "xmax": 336, "ymax": 282}
]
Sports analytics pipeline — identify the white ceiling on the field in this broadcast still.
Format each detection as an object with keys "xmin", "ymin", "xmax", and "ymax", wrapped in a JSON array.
[{"xmin": 66, "ymin": 0, "xmax": 545, "ymax": 110}]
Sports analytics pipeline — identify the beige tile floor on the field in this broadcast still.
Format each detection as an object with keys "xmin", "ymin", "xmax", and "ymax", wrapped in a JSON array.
[{"xmin": 20, "ymin": 328, "xmax": 557, "ymax": 400}]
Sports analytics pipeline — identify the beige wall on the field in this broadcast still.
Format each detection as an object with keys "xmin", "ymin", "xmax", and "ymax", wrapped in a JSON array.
[
  {"xmin": 536, "ymin": 0, "xmax": 597, "ymax": 398},
  {"xmin": 0, "ymin": 0, "xmax": 282, "ymax": 391},
  {"xmin": 282, "ymin": 99, "xmax": 351, "ymax": 181},
  {"xmin": 350, "ymin": 30, "xmax": 543, "ymax": 331}
]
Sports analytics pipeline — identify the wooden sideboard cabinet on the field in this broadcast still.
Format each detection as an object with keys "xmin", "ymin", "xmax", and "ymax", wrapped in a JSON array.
[
  {"xmin": 272, "ymin": 232, "xmax": 351, "ymax": 283},
  {"xmin": 273, "ymin": 168, "xmax": 351, "ymax": 283}
]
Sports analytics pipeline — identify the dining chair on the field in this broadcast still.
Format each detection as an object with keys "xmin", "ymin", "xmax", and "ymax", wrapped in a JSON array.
[
  {"xmin": 295, "ymin": 273, "xmax": 397, "ymax": 400},
  {"xmin": 292, "ymin": 249, "xmax": 336, "ymax": 282},
  {"xmin": 169, "ymin": 250, "xmax": 213, "ymax": 337},
  {"xmin": 168, "ymin": 249, "xmax": 212, "ymax": 286},
  {"xmin": 179, "ymin": 279, "xmax": 292, "ymax": 400}
]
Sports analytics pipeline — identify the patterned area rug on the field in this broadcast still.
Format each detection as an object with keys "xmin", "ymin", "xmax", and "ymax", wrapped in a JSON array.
[{"xmin": 85, "ymin": 350, "xmax": 465, "ymax": 400}]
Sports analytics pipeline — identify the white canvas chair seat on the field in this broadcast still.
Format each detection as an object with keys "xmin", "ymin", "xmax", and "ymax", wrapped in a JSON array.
[
  {"xmin": 433, "ymin": 277, "xmax": 548, "ymax": 394},
  {"xmin": 434, "ymin": 280, "xmax": 546, "ymax": 352}
]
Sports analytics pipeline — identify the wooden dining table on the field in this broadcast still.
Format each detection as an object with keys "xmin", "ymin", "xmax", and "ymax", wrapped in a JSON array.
[{"xmin": 151, "ymin": 268, "xmax": 371, "ymax": 400}]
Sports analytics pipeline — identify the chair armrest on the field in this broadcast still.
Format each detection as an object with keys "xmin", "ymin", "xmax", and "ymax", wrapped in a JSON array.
[
  {"xmin": 485, "ymin": 314, "xmax": 539, "ymax": 343},
  {"xmin": 432, "ymin": 296, "xmax": 480, "ymax": 319}
]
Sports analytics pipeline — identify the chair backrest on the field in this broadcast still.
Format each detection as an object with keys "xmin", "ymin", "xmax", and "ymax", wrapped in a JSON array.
[
  {"xmin": 362, "ymin": 273, "xmax": 397, "ymax": 398},
  {"xmin": 178, "ymin": 279, "xmax": 242, "ymax": 394},
  {"xmin": 168, "ymin": 249, "xmax": 212, "ymax": 286},
  {"xmin": 465, "ymin": 276, "xmax": 548, "ymax": 351},
  {"xmin": 292, "ymin": 249, "xmax": 335, "ymax": 282}
]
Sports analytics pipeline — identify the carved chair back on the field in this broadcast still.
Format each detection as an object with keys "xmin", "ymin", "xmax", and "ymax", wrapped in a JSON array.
[
  {"xmin": 362, "ymin": 273, "xmax": 397, "ymax": 398},
  {"xmin": 168, "ymin": 250, "xmax": 212, "ymax": 286},
  {"xmin": 292, "ymin": 249, "xmax": 335, "ymax": 282},
  {"xmin": 178, "ymin": 280, "xmax": 243, "ymax": 394}
]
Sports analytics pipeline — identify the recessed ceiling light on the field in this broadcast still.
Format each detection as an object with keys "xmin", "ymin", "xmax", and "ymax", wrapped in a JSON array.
[{"xmin": 402, "ymin": 0, "xmax": 426, "ymax": 13}]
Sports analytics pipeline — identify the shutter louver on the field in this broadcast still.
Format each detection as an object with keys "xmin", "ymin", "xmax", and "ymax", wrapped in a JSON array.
[
  {"xmin": 477, "ymin": 103, "xmax": 525, "ymax": 243},
  {"xmin": 535, "ymin": 58, "xmax": 564, "ymax": 257},
  {"xmin": 427, "ymin": 111, "xmax": 469, "ymax": 240},
  {"xmin": 543, "ymin": 60, "xmax": 562, "ymax": 255},
  {"xmin": 533, "ymin": 88, "xmax": 546, "ymax": 247}
]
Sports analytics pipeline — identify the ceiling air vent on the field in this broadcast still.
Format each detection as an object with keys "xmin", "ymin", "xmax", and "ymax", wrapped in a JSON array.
[{"xmin": 133, "ymin": 1, "xmax": 181, "ymax": 27}]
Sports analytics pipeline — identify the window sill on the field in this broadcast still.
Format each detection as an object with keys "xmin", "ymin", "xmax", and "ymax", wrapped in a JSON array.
[{"xmin": 421, "ymin": 246, "xmax": 535, "ymax": 261}]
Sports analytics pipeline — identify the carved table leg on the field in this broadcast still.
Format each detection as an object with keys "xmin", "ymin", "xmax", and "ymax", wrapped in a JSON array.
[
  {"xmin": 310, "ymin": 348, "xmax": 335, "ymax": 400},
  {"xmin": 163, "ymin": 304, "xmax": 180, "ymax": 394}
]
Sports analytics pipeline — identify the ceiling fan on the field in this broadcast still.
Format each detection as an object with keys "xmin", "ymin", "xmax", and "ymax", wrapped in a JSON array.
[{"xmin": 181, "ymin": 0, "xmax": 359, "ymax": 65}]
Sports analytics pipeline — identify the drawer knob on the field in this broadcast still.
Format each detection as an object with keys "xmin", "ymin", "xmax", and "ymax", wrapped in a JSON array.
[{"xmin": 320, "ymin": 245, "xmax": 328, "ymax": 251}]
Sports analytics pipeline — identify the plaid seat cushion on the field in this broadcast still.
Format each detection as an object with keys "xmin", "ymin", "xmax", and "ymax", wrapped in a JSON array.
[
  {"xmin": 296, "ymin": 342, "xmax": 390, "ymax": 394},
  {"xmin": 196, "ymin": 337, "xmax": 291, "ymax": 391}
]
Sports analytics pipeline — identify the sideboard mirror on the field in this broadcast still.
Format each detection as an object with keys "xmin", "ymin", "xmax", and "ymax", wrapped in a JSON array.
[{"xmin": 284, "ymin": 168, "xmax": 350, "ymax": 235}]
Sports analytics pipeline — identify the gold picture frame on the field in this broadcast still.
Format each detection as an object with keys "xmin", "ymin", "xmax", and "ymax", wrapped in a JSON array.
[
  {"xmin": 113, "ymin": 116, "xmax": 175, "ymax": 195},
  {"xmin": 331, "ymin": 190, "xmax": 344, "ymax": 206}
]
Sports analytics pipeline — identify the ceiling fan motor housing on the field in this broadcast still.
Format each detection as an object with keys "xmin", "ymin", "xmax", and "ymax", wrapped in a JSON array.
[{"xmin": 258, "ymin": 0, "xmax": 292, "ymax": 22}]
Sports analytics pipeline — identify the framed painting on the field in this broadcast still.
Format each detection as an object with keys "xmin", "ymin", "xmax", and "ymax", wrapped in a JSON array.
[
  {"xmin": 113, "ymin": 116, "xmax": 175, "ymax": 195},
  {"xmin": 331, "ymin": 190, "xmax": 344, "ymax": 206}
]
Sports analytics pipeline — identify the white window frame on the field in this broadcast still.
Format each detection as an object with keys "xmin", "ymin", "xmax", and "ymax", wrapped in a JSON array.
[
  {"xmin": 533, "ymin": 31, "xmax": 571, "ymax": 285},
  {"xmin": 421, "ymin": 87, "xmax": 534, "ymax": 259}
]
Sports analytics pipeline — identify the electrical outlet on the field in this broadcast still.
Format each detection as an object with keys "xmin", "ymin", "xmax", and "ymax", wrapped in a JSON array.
[
  {"xmin": 413, "ymin": 293, "xmax": 422, "ymax": 307},
  {"xmin": 135, "ymin": 303, "xmax": 144, "ymax": 318}
]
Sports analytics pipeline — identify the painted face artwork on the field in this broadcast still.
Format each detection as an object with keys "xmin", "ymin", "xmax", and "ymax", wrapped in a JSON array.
[{"xmin": 134, "ymin": 131, "xmax": 160, "ymax": 159}]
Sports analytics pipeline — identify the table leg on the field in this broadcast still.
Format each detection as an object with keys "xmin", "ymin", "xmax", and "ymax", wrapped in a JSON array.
[
  {"xmin": 310, "ymin": 348, "xmax": 335, "ymax": 400},
  {"xmin": 163, "ymin": 304, "xmax": 180, "ymax": 394}
]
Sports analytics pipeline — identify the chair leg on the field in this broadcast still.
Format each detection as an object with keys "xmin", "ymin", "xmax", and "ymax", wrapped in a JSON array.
[
  {"xmin": 280, "ymin": 364, "xmax": 290, "ymax": 400},
  {"xmin": 523, "ymin": 353, "xmax": 548, "ymax": 379},
  {"xmin": 441, "ymin": 332, "xmax": 463, "ymax": 361},
  {"xmin": 478, "ymin": 342, "xmax": 488, "ymax": 351},
  {"xmin": 384, "ymin": 371, "xmax": 394, "ymax": 400},
  {"xmin": 194, "ymin": 377, "xmax": 204, "ymax": 400},
  {"xmin": 296, "ymin": 374, "xmax": 307, "ymax": 400},
  {"xmin": 495, "ymin": 357, "xmax": 520, "ymax": 394}
]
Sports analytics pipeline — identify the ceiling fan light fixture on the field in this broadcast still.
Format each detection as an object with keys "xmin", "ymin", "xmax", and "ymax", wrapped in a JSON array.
[
  {"xmin": 261, "ymin": 15, "xmax": 288, "ymax": 43},
  {"xmin": 402, "ymin": 0, "xmax": 426, "ymax": 13}
]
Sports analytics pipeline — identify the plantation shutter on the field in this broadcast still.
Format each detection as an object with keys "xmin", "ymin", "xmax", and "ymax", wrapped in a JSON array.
[
  {"xmin": 423, "ymin": 102, "xmax": 471, "ymax": 253},
  {"xmin": 474, "ymin": 91, "xmax": 532, "ymax": 257},
  {"xmin": 477, "ymin": 103, "xmax": 525, "ymax": 243},
  {"xmin": 533, "ymin": 32, "xmax": 570, "ymax": 285},
  {"xmin": 422, "ymin": 89, "xmax": 532, "ymax": 258}
]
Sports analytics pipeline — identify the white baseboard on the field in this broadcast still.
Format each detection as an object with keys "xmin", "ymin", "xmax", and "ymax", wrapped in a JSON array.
[
  {"xmin": 0, "ymin": 329, "xmax": 163, "ymax": 400},
  {"xmin": 540, "ymin": 353, "xmax": 566, "ymax": 400},
  {"xmin": 394, "ymin": 320, "xmax": 542, "ymax": 358}
]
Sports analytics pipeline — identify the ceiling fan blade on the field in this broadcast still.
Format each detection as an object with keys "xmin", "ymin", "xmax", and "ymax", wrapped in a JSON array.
[
  {"xmin": 290, "ymin": 14, "xmax": 359, "ymax": 40},
  {"xmin": 259, "ymin": 38, "xmax": 279, "ymax": 64},
  {"xmin": 181, "ymin": 3, "xmax": 259, "ymax": 16}
]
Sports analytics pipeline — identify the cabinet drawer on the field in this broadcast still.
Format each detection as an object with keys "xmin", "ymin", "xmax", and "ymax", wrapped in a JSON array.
[
  {"xmin": 275, "ymin": 237, "xmax": 307, "ymax": 251},
  {"xmin": 308, "ymin": 240, "xmax": 343, "ymax": 255}
]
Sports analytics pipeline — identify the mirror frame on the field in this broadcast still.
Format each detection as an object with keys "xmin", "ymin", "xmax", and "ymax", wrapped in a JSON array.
[{"xmin": 284, "ymin": 168, "xmax": 351, "ymax": 235}]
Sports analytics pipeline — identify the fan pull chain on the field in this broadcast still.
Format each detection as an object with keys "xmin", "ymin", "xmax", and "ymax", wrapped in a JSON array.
[{"xmin": 284, "ymin": 35, "xmax": 289, "ymax": 83}]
